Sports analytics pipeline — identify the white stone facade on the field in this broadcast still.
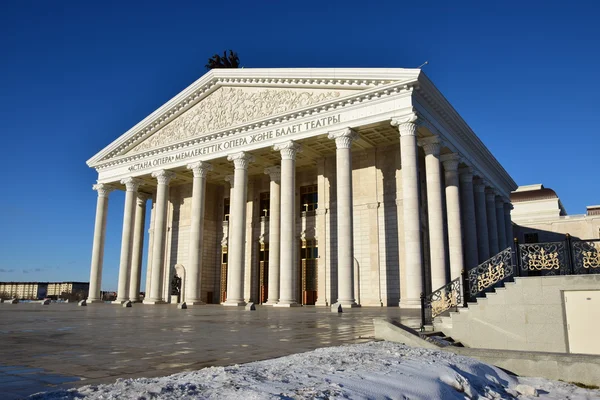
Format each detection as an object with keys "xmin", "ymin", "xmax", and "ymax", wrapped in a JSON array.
[{"xmin": 86, "ymin": 68, "xmax": 517, "ymax": 306}]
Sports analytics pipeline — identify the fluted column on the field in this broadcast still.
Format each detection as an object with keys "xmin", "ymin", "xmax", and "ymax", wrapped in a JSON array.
[
  {"xmin": 486, "ymin": 188, "xmax": 499, "ymax": 255},
  {"xmin": 459, "ymin": 167, "xmax": 479, "ymax": 270},
  {"xmin": 441, "ymin": 154, "xmax": 464, "ymax": 282},
  {"xmin": 391, "ymin": 115, "xmax": 423, "ymax": 307},
  {"xmin": 274, "ymin": 141, "xmax": 301, "ymax": 307},
  {"xmin": 473, "ymin": 177, "xmax": 490, "ymax": 262},
  {"xmin": 504, "ymin": 202, "xmax": 514, "ymax": 247},
  {"xmin": 129, "ymin": 192, "xmax": 149, "ymax": 302},
  {"xmin": 223, "ymin": 152, "xmax": 253, "ymax": 306},
  {"xmin": 329, "ymin": 128, "xmax": 359, "ymax": 307},
  {"xmin": 264, "ymin": 166, "xmax": 281, "ymax": 305},
  {"xmin": 116, "ymin": 177, "xmax": 142, "ymax": 303},
  {"xmin": 419, "ymin": 136, "xmax": 447, "ymax": 291},
  {"xmin": 186, "ymin": 161, "xmax": 212, "ymax": 305},
  {"xmin": 88, "ymin": 183, "xmax": 114, "ymax": 303},
  {"xmin": 144, "ymin": 170, "xmax": 175, "ymax": 304},
  {"xmin": 495, "ymin": 196, "xmax": 507, "ymax": 250}
]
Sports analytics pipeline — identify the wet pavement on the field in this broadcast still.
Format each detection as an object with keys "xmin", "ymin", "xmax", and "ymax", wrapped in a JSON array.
[{"xmin": 0, "ymin": 303, "xmax": 419, "ymax": 398}]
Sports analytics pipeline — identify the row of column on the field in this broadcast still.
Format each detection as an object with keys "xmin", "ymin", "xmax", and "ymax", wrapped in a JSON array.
[
  {"xmin": 88, "ymin": 117, "xmax": 514, "ymax": 306},
  {"xmin": 392, "ymin": 115, "xmax": 513, "ymax": 306},
  {"xmin": 226, "ymin": 129, "xmax": 359, "ymax": 307}
]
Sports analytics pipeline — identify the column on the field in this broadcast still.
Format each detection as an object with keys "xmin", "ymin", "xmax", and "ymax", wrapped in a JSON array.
[
  {"xmin": 274, "ymin": 141, "xmax": 301, "ymax": 307},
  {"xmin": 441, "ymin": 154, "xmax": 464, "ymax": 282},
  {"xmin": 129, "ymin": 192, "xmax": 149, "ymax": 302},
  {"xmin": 419, "ymin": 136, "xmax": 447, "ymax": 291},
  {"xmin": 186, "ymin": 161, "xmax": 212, "ymax": 305},
  {"xmin": 115, "ymin": 177, "xmax": 142, "ymax": 303},
  {"xmin": 495, "ymin": 196, "xmax": 507, "ymax": 251},
  {"xmin": 264, "ymin": 166, "xmax": 281, "ymax": 305},
  {"xmin": 88, "ymin": 183, "xmax": 114, "ymax": 303},
  {"xmin": 504, "ymin": 202, "xmax": 514, "ymax": 247},
  {"xmin": 223, "ymin": 152, "xmax": 253, "ymax": 306},
  {"xmin": 391, "ymin": 115, "xmax": 423, "ymax": 307},
  {"xmin": 329, "ymin": 128, "xmax": 359, "ymax": 307},
  {"xmin": 459, "ymin": 167, "xmax": 479, "ymax": 270},
  {"xmin": 473, "ymin": 177, "xmax": 490, "ymax": 262},
  {"xmin": 486, "ymin": 188, "xmax": 499, "ymax": 255},
  {"xmin": 144, "ymin": 170, "xmax": 175, "ymax": 304}
]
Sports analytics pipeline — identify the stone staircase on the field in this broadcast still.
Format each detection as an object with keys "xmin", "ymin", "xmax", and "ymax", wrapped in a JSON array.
[{"xmin": 434, "ymin": 274, "xmax": 600, "ymax": 353}]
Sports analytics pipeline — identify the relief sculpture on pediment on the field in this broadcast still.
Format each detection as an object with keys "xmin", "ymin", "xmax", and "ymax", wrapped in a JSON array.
[{"xmin": 129, "ymin": 87, "xmax": 341, "ymax": 154}]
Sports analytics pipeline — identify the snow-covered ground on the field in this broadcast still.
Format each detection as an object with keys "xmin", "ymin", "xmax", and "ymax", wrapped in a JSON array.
[{"xmin": 31, "ymin": 342, "xmax": 599, "ymax": 399}]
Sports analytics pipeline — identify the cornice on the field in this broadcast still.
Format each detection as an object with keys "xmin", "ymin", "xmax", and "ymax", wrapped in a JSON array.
[
  {"xmin": 413, "ymin": 76, "xmax": 517, "ymax": 196},
  {"xmin": 88, "ymin": 72, "xmax": 420, "ymax": 170},
  {"xmin": 87, "ymin": 69, "xmax": 421, "ymax": 167}
]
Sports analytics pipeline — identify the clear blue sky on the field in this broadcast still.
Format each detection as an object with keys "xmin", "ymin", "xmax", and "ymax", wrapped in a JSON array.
[{"xmin": 0, "ymin": 0, "xmax": 598, "ymax": 290}]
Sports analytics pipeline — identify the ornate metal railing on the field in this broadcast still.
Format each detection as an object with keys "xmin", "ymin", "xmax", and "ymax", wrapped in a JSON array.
[
  {"xmin": 517, "ymin": 241, "xmax": 568, "ymax": 276},
  {"xmin": 421, "ymin": 277, "xmax": 462, "ymax": 327},
  {"xmin": 571, "ymin": 239, "xmax": 600, "ymax": 274},
  {"xmin": 467, "ymin": 247, "xmax": 514, "ymax": 301}
]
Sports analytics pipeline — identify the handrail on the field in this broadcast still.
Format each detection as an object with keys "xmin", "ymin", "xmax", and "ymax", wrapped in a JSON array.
[
  {"xmin": 467, "ymin": 247, "xmax": 514, "ymax": 301},
  {"xmin": 420, "ymin": 277, "xmax": 462, "ymax": 329}
]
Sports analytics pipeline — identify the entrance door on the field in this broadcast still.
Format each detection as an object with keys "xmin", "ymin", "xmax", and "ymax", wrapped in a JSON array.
[
  {"xmin": 220, "ymin": 247, "xmax": 228, "ymax": 302},
  {"xmin": 564, "ymin": 290, "xmax": 600, "ymax": 354},
  {"xmin": 259, "ymin": 244, "xmax": 269, "ymax": 304},
  {"xmin": 301, "ymin": 239, "xmax": 318, "ymax": 305}
]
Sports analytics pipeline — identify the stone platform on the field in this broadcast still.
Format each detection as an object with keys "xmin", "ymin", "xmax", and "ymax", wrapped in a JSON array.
[{"xmin": 0, "ymin": 303, "xmax": 419, "ymax": 398}]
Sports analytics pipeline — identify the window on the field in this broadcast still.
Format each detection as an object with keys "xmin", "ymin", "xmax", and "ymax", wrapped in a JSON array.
[
  {"xmin": 259, "ymin": 192, "xmax": 270, "ymax": 217},
  {"xmin": 300, "ymin": 185, "xmax": 318, "ymax": 212},
  {"xmin": 524, "ymin": 233, "xmax": 539, "ymax": 244},
  {"xmin": 223, "ymin": 198, "xmax": 230, "ymax": 221}
]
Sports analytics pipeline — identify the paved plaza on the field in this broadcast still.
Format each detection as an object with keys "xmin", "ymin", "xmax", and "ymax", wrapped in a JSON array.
[{"xmin": 0, "ymin": 303, "xmax": 419, "ymax": 398}]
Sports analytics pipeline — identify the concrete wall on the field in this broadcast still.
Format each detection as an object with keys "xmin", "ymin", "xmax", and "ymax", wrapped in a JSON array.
[{"xmin": 442, "ymin": 275, "xmax": 600, "ymax": 353}]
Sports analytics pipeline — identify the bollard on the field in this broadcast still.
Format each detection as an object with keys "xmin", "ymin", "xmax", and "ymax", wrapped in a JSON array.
[
  {"xmin": 78, "ymin": 300, "xmax": 87, "ymax": 307},
  {"xmin": 177, "ymin": 302, "xmax": 187, "ymax": 309},
  {"xmin": 245, "ymin": 302, "xmax": 256, "ymax": 311},
  {"xmin": 331, "ymin": 303, "xmax": 342, "ymax": 313},
  {"xmin": 122, "ymin": 300, "xmax": 132, "ymax": 308}
]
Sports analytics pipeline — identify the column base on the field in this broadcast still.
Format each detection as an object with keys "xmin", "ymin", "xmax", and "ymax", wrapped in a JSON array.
[
  {"xmin": 315, "ymin": 300, "xmax": 329, "ymax": 307},
  {"xmin": 187, "ymin": 301, "xmax": 206, "ymax": 306},
  {"xmin": 263, "ymin": 301, "xmax": 278, "ymax": 306},
  {"xmin": 274, "ymin": 302, "xmax": 300, "ymax": 307},
  {"xmin": 399, "ymin": 298, "xmax": 422, "ymax": 308},
  {"xmin": 339, "ymin": 303, "xmax": 361, "ymax": 308},
  {"xmin": 222, "ymin": 300, "xmax": 246, "ymax": 307},
  {"xmin": 143, "ymin": 299, "xmax": 166, "ymax": 305}
]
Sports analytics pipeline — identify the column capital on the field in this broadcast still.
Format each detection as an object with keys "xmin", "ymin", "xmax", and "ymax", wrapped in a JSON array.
[
  {"xmin": 187, "ymin": 161, "xmax": 213, "ymax": 178},
  {"xmin": 418, "ymin": 136, "xmax": 442, "ymax": 156},
  {"xmin": 264, "ymin": 166, "xmax": 281, "ymax": 182},
  {"xmin": 328, "ymin": 128, "xmax": 358, "ymax": 149},
  {"xmin": 391, "ymin": 113, "xmax": 418, "ymax": 137},
  {"xmin": 459, "ymin": 166, "xmax": 473, "ymax": 182},
  {"xmin": 227, "ymin": 152, "xmax": 254, "ymax": 169},
  {"xmin": 504, "ymin": 202, "xmax": 514, "ymax": 211},
  {"xmin": 273, "ymin": 141, "xmax": 302, "ymax": 160},
  {"xmin": 440, "ymin": 153, "xmax": 460, "ymax": 172},
  {"xmin": 495, "ymin": 195, "xmax": 505, "ymax": 208},
  {"xmin": 92, "ymin": 183, "xmax": 115, "ymax": 198},
  {"xmin": 151, "ymin": 170, "xmax": 176, "ymax": 185},
  {"xmin": 485, "ymin": 187, "xmax": 497, "ymax": 200},
  {"xmin": 120, "ymin": 177, "xmax": 143, "ymax": 192},
  {"xmin": 136, "ymin": 192, "xmax": 151, "ymax": 206},
  {"xmin": 473, "ymin": 177, "xmax": 486, "ymax": 192}
]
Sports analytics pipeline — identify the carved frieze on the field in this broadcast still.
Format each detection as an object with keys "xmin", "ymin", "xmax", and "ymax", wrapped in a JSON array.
[{"xmin": 129, "ymin": 87, "xmax": 341, "ymax": 154}]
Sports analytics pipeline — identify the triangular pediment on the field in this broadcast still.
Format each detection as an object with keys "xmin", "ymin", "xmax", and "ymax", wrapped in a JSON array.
[
  {"xmin": 127, "ymin": 86, "xmax": 349, "ymax": 155},
  {"xmin": 87, "ymin": 68, "xmax": 422, "ymax": 166}
]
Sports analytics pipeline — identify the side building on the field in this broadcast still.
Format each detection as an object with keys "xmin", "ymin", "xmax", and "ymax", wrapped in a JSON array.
[
  {"xmin": 0, "ymin": 282, "xmax": 89, "ymax": 300},
  {"xmin": 86, "ymin": 68, "xmax": 517, "ymax": 307},
  {"xmin": 512, "ymin": 184, "xmax": 600, "ymax": 242}
]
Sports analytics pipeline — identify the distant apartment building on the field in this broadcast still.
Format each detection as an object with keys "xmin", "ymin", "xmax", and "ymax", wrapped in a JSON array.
[{"xmin": 0, "ymin": 281, "xmax": 89, "ymax": 300}]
